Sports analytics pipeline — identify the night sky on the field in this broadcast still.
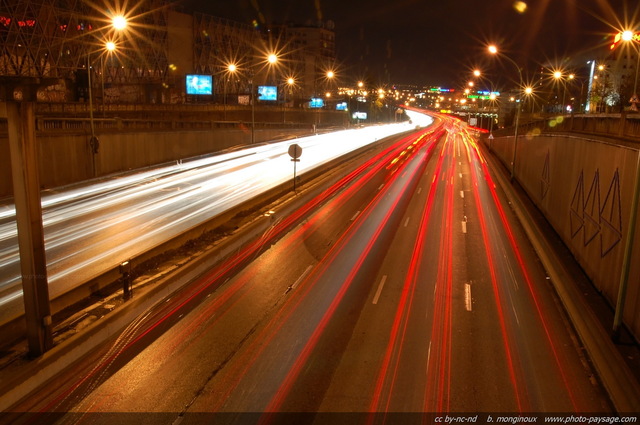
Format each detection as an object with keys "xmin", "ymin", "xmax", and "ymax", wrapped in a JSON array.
[{"xmin": 185, "ymin": 0, "xmax": 638, "ymax": 88}]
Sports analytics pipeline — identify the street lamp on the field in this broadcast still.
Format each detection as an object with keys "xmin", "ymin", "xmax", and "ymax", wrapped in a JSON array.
[
  {"xmin": 86, "ymin": 15, "xmax": 128, "ymax": 175},
  {"xmin": 112, "ymin": 15, "xmax": 127, "ymax": 31},
  {"xmin": 251, "ymin": 53, "xmax": 278, "ymax": 144},
  {"xmin": 488, "ymin": 44, "xmax": 524, "ymax": 181},
  {"xmin": 622, "ymin": 30, "xmax": 640, "ymax": 108},
  {"xmin": 284, "ymin": 76, "xmax": 295, "ymax": 123},
  {"xmin": 224, "ymin": 63, "xmax": 237, "ymax": 120},
  {"xmin": 552, "ymin": 70, "xmax": 573, "ymax": 114}
]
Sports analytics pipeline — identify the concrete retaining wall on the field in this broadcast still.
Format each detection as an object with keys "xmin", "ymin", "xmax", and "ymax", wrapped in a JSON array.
[
  {"xmin": 485, "ymin": 134, "xmax": 640, "ymax": 340},
  {"xmin": 0, "ymin": 124, "xmax": 325, "ymax": 198}
]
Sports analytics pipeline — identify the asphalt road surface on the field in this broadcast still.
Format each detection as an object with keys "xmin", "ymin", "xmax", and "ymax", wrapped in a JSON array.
[{"xmin": 5, "ymin": 115, "xmax": 612, "ymax": 424}]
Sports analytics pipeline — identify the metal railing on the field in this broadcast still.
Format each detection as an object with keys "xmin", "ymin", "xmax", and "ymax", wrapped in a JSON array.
[{"xmin": 492, "ymin": 113, "xmax": 640, "ymax": 143}]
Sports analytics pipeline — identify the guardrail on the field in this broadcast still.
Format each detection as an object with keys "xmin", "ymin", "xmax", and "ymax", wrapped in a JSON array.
[
  {"xmin": 32, "ymin": 117, "xmax": 311, "ymax": 134},
  {"xmin": 493, "ymin": 113, "xmax": 640, "ymax": 143}
]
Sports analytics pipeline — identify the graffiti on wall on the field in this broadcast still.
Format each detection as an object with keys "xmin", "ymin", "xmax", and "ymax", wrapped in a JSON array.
[
  {"xmin": 541, "ymin": 150, "xmax": 550, "ymax": 200},
  {"xmin": 570, "ymin": 169, "xmax": 622, "ymax": 258}
]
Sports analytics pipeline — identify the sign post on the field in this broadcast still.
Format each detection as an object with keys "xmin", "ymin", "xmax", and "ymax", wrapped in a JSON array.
[{"xmin": 288, "ymin": 143, "xmax": 302, "ymax": 191}]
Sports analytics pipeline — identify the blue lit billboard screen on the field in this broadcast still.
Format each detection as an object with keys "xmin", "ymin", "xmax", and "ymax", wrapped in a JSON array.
[
  {"xmin": 258, "ymin": 85, "xmax": 278, "ymax": 101},
  {"xmin": 336, "ymin": 102, "xmax": 347, "ymax": 111},
  {"xmin": 186, "ymin": 74, "xmax": 213, "ymax": 95},
  {"xmin": 310, "ymin": 98, "xmax": 324, "ymax": 108}
]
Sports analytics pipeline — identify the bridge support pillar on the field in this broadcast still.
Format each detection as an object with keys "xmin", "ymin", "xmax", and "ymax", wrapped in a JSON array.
[{"xmin": 4, "ymin": 100, "xmax": 53, "ymax": 357}]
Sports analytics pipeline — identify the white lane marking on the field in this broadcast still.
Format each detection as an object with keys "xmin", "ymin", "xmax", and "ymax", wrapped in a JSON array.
[
  {"xmin": 289, "ymin": 265, "xmax": 313, "ymax": 292},
  {"xmin": 460, "ymin": 190, "xmax": 464, "ymax": 199},
  {"xmin": 417, "ymin": 187, "xmax": 422, "ymax": 194},
  {"xmin": 465, "ymin": 283, "xmax": 472, "ymax": 311},
  {"xmin": 462, "ymin": 221, "xmax": 467, "ymax": 234},
  {"xmin": 512, "ymin": 304, "xmax": 520, "ymax": 325},
  {"xmin": 427, "ymin": 341, "xmax": 432, "ymax": 370},
  {"xmin": 457, "ymin": 143, "xmax": 461, "ymax": 158},
  {"xmin": 432, "ymin": 175, "xmax": 436, "ymax": 183},
  {"xmin": 459, "ymin": 173, "xmax": 463, "ymax": 179},
  {"xmin": 404, "ymin": 217, "xmax": 410, "ymax": 227},
  {"xmin": 351, "ymin": 211, "xmax": 360, "ymax": 221},
  {"xmin": 378, "ymin": 184, "xmax": 384, "ymax": 190},
  {"xmin": 372, "ymin": 275, "xmax": 388, "ymax": 305}
]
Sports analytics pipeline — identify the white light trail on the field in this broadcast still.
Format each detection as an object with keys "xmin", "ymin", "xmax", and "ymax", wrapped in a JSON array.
[{"xmin": 0, "ymin": 118, "xmax": 433, "ymax": 321}]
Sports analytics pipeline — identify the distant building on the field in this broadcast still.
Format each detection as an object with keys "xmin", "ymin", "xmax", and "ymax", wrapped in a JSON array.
[
  {"xmin": 267, "ymin": 21, "xmax": 337, "ymax": 103},
  {"xmin": 0, "ymin": 0, "xmax": 336, "ymax": 104},
  {"xmin": 589, "ymin": 37, "xmax": 640, "ymax": 112}
]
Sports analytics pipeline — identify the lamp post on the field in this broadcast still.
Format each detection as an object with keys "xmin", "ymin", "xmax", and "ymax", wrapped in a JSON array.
[
  {"xmin": 488, "ymin": 92, "xmax": 497, "ymax": 145},
  {"xmin": 319, "ymin": 70, "xmax": 335, "ymax": 129},
  {"xmin": 488, "ymin": 44, "xmax": 525, "ymax": 181},
  {"xmin": 225, "ymin": 63, "xmax": 237, "ymax": 121},
  {"xmin": 250, "ymin": 53, "xmax": 278, "ymax": 144},
  {"xmin": 356, "ymin": 81, "xmax": 364, "ymax": 124},
  {"xmin": 552, "ymin": 70, "xmax": 574, "ymax": 114},
  {"xmin": 284, "ymin": 76, "xmax": 295, "ymax": 123},
  {"xmin": 612, "ymin": 29, "xmax": 640, "ymax": 338},
  {"xmin": 87, "ymin": 15, "xmax": 127, "ymax": 176}
]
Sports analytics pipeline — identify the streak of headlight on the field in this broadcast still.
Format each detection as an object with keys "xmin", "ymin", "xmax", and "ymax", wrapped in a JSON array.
[{"xmin": 0, "ymin": 120, "xmax": 433, "ymax": 312}]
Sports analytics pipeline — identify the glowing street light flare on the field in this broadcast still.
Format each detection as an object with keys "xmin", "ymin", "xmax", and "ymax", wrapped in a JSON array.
[
  {"xmin": 486, "ymin": 43, "xmax": 523, "ymax": 181},
  {"xmin": 112, "ymin": 15, "xmax": 127, "ymax": 31},
  {"xmin": 267, "ymin": 54, "xmax": 278, "ymax": 64},
  {"xmin": 228, "ymin": 63, "xmax": 237, "ymax": 73}
]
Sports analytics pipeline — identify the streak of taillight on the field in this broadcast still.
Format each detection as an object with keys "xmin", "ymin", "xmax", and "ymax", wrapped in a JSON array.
[
  {"xmin": 264, "ymin": 133, "xmax": 439, "ymax": 412},
  {"xmin": 217, "ymin": 129, "xmax": 440, "ymax": 413},
  {"xmin": 468, "ymin": 140, "xmax": 580, "ymax": 412},
  {"xmin": 466, "ymin": 139, "xmax": 524, "ymax": 412},
  {"xmin": 368, "ymin": 135, "xmax": 445, "ymax": 415}
]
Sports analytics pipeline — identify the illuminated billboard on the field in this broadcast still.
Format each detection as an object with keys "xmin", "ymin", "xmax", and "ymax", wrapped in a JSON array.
[
  {"xmin": 336, "ymin": 102, "xmax": 348, "ymax": 111},
  {"xmin": 186, "ymin": 74, "xmax": 213, "ymax": 95},
  {"xmin": 352, "ymin": 112, "xmax": 367, "ymax": 120},
  {"xmin": 310, "ymin": 98, "xmax": 324, "ymax": 108},
  {"xmin": 258, "ymin": 86, "xmax": 278, "ymax": 101}
]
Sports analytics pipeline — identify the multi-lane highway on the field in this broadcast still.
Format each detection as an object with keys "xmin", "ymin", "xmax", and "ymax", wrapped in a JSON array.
[
  {"xmin": 5, "ymin": 113, "xmax": 612, "ymax": 422},
  {"xmin": 0, "ymin": 113, "xmax": 432, "ymax": 325}
]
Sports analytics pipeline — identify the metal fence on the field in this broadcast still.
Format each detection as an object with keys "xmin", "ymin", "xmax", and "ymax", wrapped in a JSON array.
[{"xmin": 493, "ymin": 113, "xmax": 640, "ymax": 144}]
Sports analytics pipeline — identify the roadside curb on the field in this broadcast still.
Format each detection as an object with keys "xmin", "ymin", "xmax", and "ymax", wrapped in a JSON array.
[{"xmin": 484, "ymin": 147, "xmax": 640, "ymax": 413}]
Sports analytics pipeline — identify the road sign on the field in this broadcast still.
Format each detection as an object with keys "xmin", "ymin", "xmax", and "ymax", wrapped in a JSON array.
[
  {"xmin": 288, "ymin": 144, "xmax": 302, "ymax": 191},
  {"xmin": 288, "ymin": 143, "xmax": 302, "ymax": 160}
]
